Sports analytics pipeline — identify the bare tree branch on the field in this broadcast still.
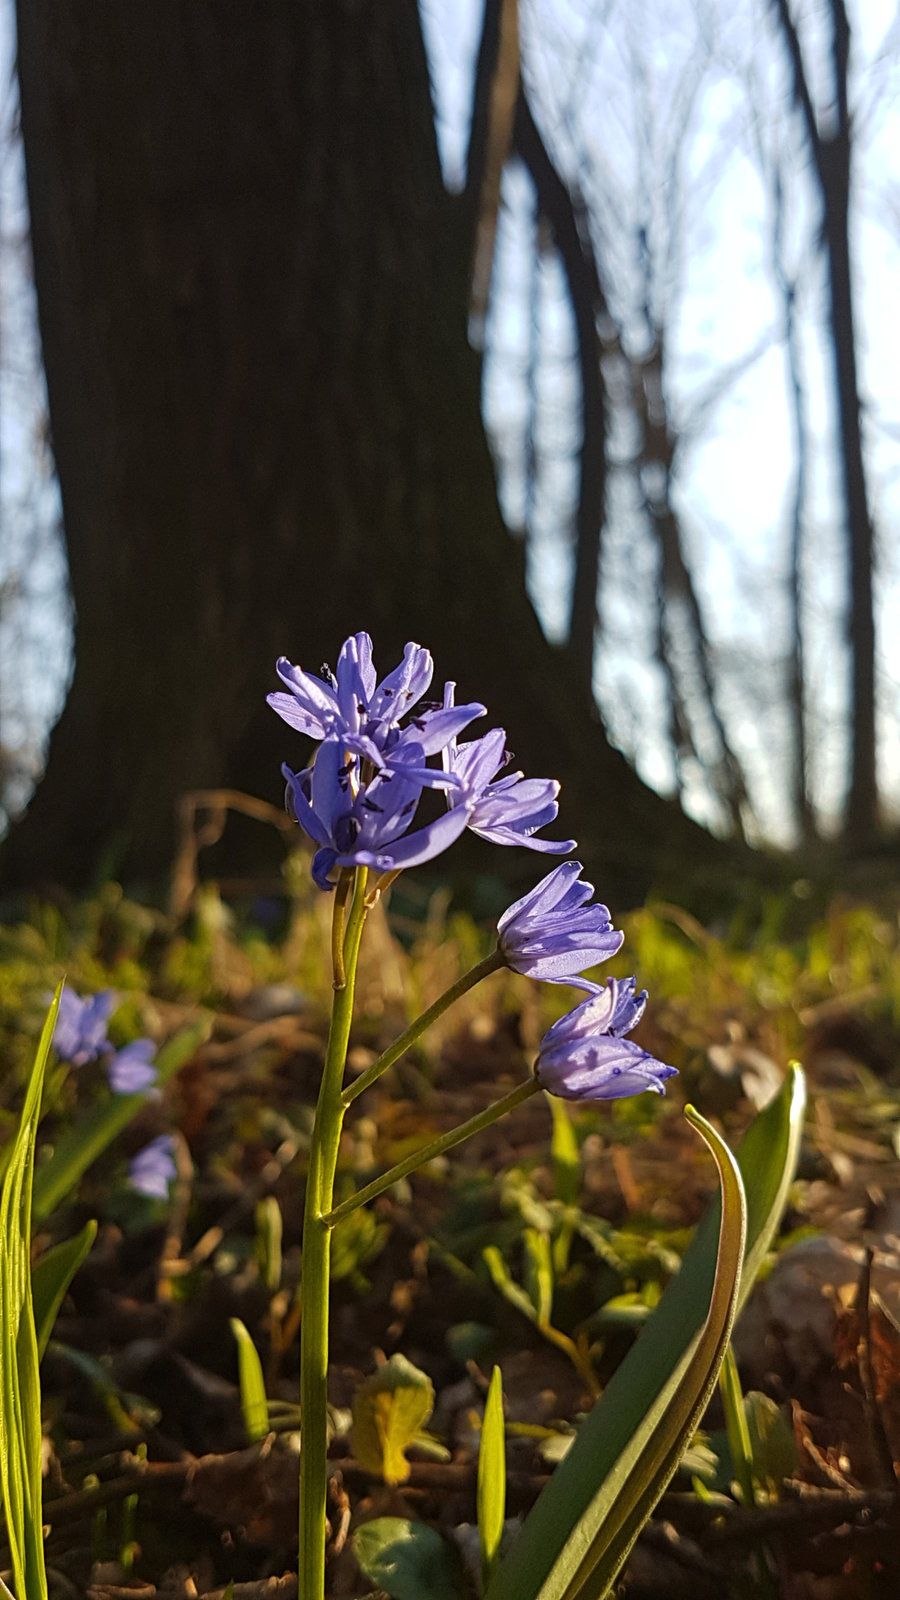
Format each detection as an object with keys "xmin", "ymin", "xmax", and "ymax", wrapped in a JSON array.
[
  {"xmin": 513, "ymin": 87, "xmax": 608, "ymax": 698},
  {"xmin": 464, "ymin": 0, "xmax": 521, "ymax": 336}
]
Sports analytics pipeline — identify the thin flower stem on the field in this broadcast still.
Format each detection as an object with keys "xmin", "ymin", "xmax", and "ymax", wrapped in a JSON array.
[
  {"xmin": 330, "ymin": 872, "xmax": 352, "ymax": 990},
  {"xmin": 324, "ymin": 1077, "xmax": 541, "ymax": 1228},
  {"xmin": 299, "ymin": 867, "xmax": 368, "ymax": 1600},
  {"xmin": 341, "ymin": 948, "xmax": 506, "ymax": 1107}
]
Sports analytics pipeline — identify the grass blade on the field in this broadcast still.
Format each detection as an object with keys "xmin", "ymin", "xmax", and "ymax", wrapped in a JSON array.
[
  {"xmin": 478, "ymin": 1366, "xmax": 507, "ymax": 1589},
  {"xmin": 0, "ymin": 987, "xmax": 60, "ymax": 1600}
]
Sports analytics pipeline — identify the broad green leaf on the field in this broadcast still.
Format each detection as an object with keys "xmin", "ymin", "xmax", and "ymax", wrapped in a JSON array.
[
  {"xmin": 32, "ymin": 1018, "xmax": 209, "ymax": 1221},
  {"xmin": 354, "ymin": 1517, "xmax": 467, "ymax": 1600},
  {"xmin": 32, "ymin": 1219, "xmax": 98, "ymax": 1359},
  {"xmin": 486, "ymin": 1066, "xmax": 806, "ymax": 1600},
  {"xmin": 230, "ymin": 1318, "xmax": 269, "ymax": 1442},
  {"xmin": 351, "ymin": 1354, "xmax": 435, "ymax": 1486},
  {"xmin": 478, "ymin": 1366, "xmax": 507, "ymax": 1588},
  {"xmin": 0, "ymin": 986, "xmax": 59, "ymax": 1600},
  {"xmin": 547, "ymin": 1106, "xmax": 746, "ymax": 1600}
]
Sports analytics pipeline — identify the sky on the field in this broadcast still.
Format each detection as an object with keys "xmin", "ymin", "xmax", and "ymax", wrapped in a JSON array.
[{"xmin": 1, "ymin": 0, "xmax": 898, "ymax": 843}]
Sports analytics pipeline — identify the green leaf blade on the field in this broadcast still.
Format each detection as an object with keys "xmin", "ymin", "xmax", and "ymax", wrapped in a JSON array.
[
  {"xmin": 0, "ymin": 987, "xmax": 60, "ymax": 1600},
  {"xmin": 230, "ymin": 1318, "xmax": 269, "ymax": 1442},
  {"xmin": 486, "ymin": 1066, "xmax": 805, "ymax": 1600}
]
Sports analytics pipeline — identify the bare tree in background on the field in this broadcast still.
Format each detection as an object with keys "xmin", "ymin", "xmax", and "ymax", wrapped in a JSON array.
[{"xmin": 771, "ymin": 0, "xmax": 879, "ymax": 843}]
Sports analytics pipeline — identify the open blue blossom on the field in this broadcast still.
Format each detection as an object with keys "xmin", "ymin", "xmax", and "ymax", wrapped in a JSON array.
[
  {"xmin": 108, "ymin": 1038, "xmax": 158, "ymax": 1095},
  {"xmin": 498, "ymin": 862, "xmax": 623, "ymax": 990},
  {"xmin": 442, "ymin": 685, "xmax": 575, "ymax": 854},
  {"xmin": 269, "ymin": 634, "xmax": 485, "ymax": 787},
  {"xmin": 53, "ymin": 988, "xmax": 116, "ymax": 1067},
  {"xmin": 283, "ymin": 737, "xmax": 474, "ymax": 890},
  {"xmin": 129, "ymin": 1135, "xmax": 177, "ymax": 1199},
  {"xmin": 536, "ymin": 979, "xmax": 676, "ymax": 1101}
]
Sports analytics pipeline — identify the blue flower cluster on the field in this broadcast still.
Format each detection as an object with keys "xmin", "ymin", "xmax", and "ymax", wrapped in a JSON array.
[
  {"xmin": 53, "ymin": 987, "xmax": 158, "ymax": 1095},
  {"xmin": 271, "ymin": 634, "xmax": 674, "ymax": 1102},
  {"xmin": 53, "ymin": 988, "xmax": 175, "ymax": 1198}
]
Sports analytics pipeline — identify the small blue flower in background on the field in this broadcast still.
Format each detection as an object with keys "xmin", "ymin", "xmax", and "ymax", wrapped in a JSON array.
[
  {"xmin": 53, "ymin": 985, "xmax": 158, "ymax": 1093},
  {"xmin": 441, "ymin": 685, "xmax": 575, "ymax": 855},
  {"xmin": 498, "ymin": 862, "xmax": 624, "ymax": 990},
  {"xmin": 129, "ymin": 1135, "xmax": 177, "ymax": 1200},
  {"xmin": 283, "ymin": 738, "xmax": 473, "ymax": 890},
  {"xmin": 108, "ymin": 1038, "xmax": 158, "ymax": 1095},
  {"xmin": 53, "ymin": 988, "xmax": 116, "ymax": 1066},
  {"xmin": 536, "ymin": 979, "xmax": 677, "ymax": 1101}
]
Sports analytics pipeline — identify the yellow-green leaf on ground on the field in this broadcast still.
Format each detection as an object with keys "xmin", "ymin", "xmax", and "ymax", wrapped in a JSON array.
[{"xmin": 351, "ymin": 1354, "xmax": 435, "ymax": 1485}]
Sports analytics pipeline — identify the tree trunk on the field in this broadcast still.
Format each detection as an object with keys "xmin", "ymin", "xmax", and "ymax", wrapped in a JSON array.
[
  {"xmin": 7, "ymin": 0, "xmax": 740, "ymax": 908},
  {"xmin": 823, "ymin": 148, "xmax": 878, "ymax": 842},
  {"xmin": 771, "ymin": 0, "xmax": 878, "ymax": 844}
]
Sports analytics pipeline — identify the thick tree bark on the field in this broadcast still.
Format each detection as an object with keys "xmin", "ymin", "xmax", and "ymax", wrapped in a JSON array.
[{"xmin": 7, "ymin": 0, "xmax": 740, "ymax": 907}]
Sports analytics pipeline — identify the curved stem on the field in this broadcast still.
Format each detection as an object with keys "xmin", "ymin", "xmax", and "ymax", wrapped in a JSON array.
[
  {"xmin": 330, "ymin": 872, "xmax": 351, "ymax": 989},
  {"xmin": 325, "ymin": 1077, "xmax": 540, "ymax": 1228},
  {"xmin": 299, "ymin": 867, "xmax": 368, "ymax": 1600},
  {"xmin": 341, "ymin": 948, "xmax": 505, "ymax": 1107}
]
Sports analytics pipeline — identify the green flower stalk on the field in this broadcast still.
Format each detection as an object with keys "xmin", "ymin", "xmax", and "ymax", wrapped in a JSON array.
[
  {"xmin": 298, "ymin": 866, "xmax": 369, "ymax": 1600},
  {"xmin": 342, "ymin": 948, "xmax": 505, "ymax": 1107}
]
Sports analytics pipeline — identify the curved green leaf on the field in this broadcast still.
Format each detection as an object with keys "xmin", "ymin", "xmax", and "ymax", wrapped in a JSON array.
[
  {"xmin": 486, "ymin": 1066, "xmax": 805, "ymax": 1600},
  {"xmin": 32, "ymin": 1219, "xmax": 98, "ymax": 1359},
  {"xmin": 229, "ymin": 1318, "xmax": 269, "ymax": 1442},
  {"xmin": 32, "ymin": 1018, "xmax": 209, "ymax": 1221}
]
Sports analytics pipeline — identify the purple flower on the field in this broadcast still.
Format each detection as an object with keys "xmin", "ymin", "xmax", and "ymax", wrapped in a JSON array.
[
  {"xmin": 269, "ymin": 634, "xmax": 484, "ymax": 786},
  {"xmin": 283, "ymin": 737, "xmax": 474, "ymax": 890},
  {"xmin": 442, "ymin": 686, "xmax": 575, "ymax": 855},
  {"xmin": 129, "ymin": 1135, "xmax": 177, "ymax": 1200},
  {"xmin": 536, "ymin": 979, "xmax": 677, "ymax": 1102},
  {"xmin": 108, "ymin": 1038, "xmax": 158, "ymax": 1095},
  {"xmin": 53, "ymin": 988, "xmax": 116, "ymax": 1067},
  {"xmin": 498, "ymin": 862, "xmax": 624, "ymax": 990}
]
